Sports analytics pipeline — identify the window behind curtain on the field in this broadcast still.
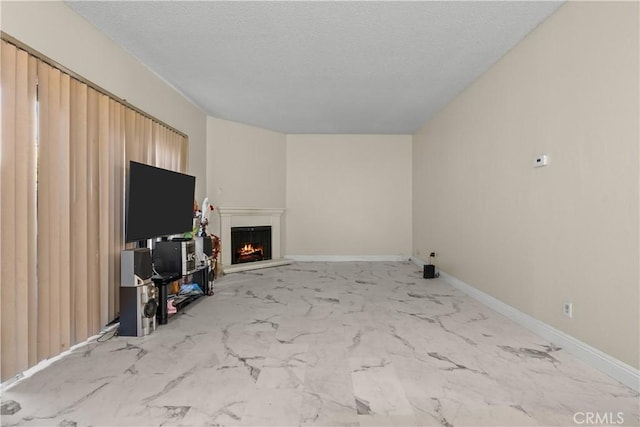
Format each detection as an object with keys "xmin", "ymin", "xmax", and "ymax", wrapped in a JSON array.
[{"xmin": 0, "ymin": 39, "xmax": 188, "ymax": 382}]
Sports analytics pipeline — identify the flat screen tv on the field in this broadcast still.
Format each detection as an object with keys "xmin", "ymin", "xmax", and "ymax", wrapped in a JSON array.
[{"xmin": 125, "ymin": 161, "xmax": 196, "ymax": 243}]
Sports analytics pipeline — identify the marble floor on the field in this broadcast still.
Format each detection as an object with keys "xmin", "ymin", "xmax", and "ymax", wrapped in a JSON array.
[{"xmin": 1, "ymin": 262, "xmax": 638, "ymax": 427}]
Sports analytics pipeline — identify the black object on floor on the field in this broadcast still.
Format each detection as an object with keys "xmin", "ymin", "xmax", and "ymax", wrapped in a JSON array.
[{"xmin": 423, "ymin": 264, "xmax": 436, "ymax": 279}]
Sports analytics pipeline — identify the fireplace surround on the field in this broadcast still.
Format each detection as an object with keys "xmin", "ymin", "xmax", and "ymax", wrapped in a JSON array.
[{"xmin": 218, "ymin": 207, "xmax": 290, "ymax": 273}]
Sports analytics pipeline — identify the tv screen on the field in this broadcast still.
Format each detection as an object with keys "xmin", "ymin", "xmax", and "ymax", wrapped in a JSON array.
[{"xmin": 125, "ymin": 161, "xmax": 196, "ymax": 243}]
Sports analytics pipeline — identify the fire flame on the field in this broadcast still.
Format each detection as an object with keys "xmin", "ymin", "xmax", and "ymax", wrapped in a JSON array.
[{"xmin": 239, "ymin": 243, "xmax": 260, "ymax": 255}]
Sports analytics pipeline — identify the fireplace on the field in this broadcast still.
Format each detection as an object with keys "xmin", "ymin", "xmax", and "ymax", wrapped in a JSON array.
[
  {"xmin": 218, "ymin": 207, "xmax": 290, "ymax": 273},
  {"xmin": 231, "ymin": 226, "xmax": 272, "ymax": 265}
]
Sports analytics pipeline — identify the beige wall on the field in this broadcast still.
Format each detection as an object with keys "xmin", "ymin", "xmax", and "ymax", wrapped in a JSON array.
[
  {"xmin": 413, "ymin": 2, "xmax": 639, "ymax": 368},
  {"xmin": 205, "ymin": 124, "xmax": 412, "ymax": 257},
  {"xmin": 6, "ymin": 0, "xmax": 636, "ymax": 370},
  {"xmin": 287, "ymin": 134, "xmax": 412, "ymax": 257},
  {"xmin": 205, "ymin": 117, "xmax": 287, "ymax": 235},
  {"xmin": 0, "ymin": 1, "xmax": 208, "ymax": 200}
]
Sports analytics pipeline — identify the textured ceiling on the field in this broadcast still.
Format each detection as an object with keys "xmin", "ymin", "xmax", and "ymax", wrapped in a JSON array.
[{"xmin": 66, "ymin": 1, "xmax": 563, "ymax": 134}]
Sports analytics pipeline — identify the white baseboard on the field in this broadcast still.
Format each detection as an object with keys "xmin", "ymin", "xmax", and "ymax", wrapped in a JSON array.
[
  {"xmin": 410, "ymin": 256, "xmax": 427, "ymax": 267},
  {"xmin": 1, "ymin": 323, "xmax": 119, "ymax": 392},
  {"xmin": 286, "ymin": 255, "xmax": 410, "ymax": 262},
  {"xmin": 410, "ymin": 257, "xmax": 639, "ymax": 392}
]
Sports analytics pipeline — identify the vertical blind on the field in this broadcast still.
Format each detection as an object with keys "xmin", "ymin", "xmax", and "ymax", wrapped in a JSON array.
[
  {"xmin": 1, "ymin": 40, "xmax": 39, "ymax": 378},
  {"xmin": 0, "ymin": 40, "xmax": 189, "ymax": 381}
]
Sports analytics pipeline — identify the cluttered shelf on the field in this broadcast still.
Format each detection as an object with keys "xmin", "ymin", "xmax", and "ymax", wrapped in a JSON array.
[
  {"xmin": 166, "ymin": 269, "xmax": 209, "ymax": 316},
  {"xmin": 152, "ymin": 264, "xmax": 213, "ymax": 324}
]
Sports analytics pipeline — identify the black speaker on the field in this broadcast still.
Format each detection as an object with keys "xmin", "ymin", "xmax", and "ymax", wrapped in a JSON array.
[
  {"xmin": 423, "ymin": 264, "xmax": 436, "ymax": 279},
  {"xmin": 119, "ymin": 283, "xmax": 158, "ymax": 337},
  {"xmin": 202, "ymin": 236, "xmax": 213, "ymax": 257},
  {"xmin": 153, "ymin": 239, "xmax": 196, "ymax": 276},
  {"xmin": 121, "ymin": 248, "xmax": 152, "ymax": 287},
  {"xmin": 195, "ymin": 236, "xmax": 213, "ymax": 265}
]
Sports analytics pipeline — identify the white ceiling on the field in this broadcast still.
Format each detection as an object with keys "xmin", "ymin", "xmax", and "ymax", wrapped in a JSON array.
[{"xmin": 66, "ymin": 1, "xmax": 563, "ymax": 134}]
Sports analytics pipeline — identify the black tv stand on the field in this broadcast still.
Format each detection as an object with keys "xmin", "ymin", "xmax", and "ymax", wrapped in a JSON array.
[
  {"xmin": 151, "ymin": 273, "xmax": 180, "ymax": 325},
  {"xmin": 151, "ymin": 265, "xmax": 210, "ymax": 325}
]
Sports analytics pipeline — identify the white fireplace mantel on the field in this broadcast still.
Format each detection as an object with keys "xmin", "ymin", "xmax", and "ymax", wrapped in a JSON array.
[{"xmin": 217, "ymin": 207, "xmax": 288, "ymax": 273}]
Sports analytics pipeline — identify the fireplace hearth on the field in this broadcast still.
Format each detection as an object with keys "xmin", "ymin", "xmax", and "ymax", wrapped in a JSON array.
[{"xmin": 231, "ymin": 226, "xmax": 272, "ymax": 265}]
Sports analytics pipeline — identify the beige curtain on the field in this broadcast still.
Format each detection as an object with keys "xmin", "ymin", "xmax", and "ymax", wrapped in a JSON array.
[
  {"xmin": 125, "ymin": 109, "xmax": 187, "ymax": 173},
  {"xmin": 36, "ymin": 60, "xmax": 73, "ymax": 360},
  {"xmin": 105, "ymin": 98, "xmax": 126, "ymax": 331},
  {"xmin": 1, "ymin": 38, "xmax": 188, "ymax": 382},
  {"xmin": 153, "ymin": 121, "xmax": 188, "ymax": 172},
  {"xmin": 67, "ymin": 81, "xmax": 122, "ymax": 343},
  {"xmin": 1, "ymin": 40, "xmax": 38, "ymax": 380}
]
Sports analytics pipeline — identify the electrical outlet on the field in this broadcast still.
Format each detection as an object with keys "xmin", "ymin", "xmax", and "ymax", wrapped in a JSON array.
[
  {"xmin": 430, "ymin": 252, "xmax": 436, "ymax": 257},
  {"xmin": 563, "ymin": 302, "xmax": 573, "ymax": 318}
]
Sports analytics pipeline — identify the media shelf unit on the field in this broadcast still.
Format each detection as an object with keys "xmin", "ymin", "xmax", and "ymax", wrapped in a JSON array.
[{"xmin": 152, "ymin": 265, "xmax": 210, "ymax": 324}]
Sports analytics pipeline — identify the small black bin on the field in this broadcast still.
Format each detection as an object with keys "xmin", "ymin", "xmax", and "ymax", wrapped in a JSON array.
[{"xmin": 423, "ymin": 264, "xmax": 436, "ymax": 279}]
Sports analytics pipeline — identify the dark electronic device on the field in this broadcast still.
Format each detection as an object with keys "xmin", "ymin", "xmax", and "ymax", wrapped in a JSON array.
[
  {"xmin": 153, "ymin": 239, "xmax": 196, "ymax": 276},
  {"xmin": 423, "ymin": 264, "xmax": 436, "ymax": 279},
  {"xmin": 423, "ymin": 252, "xmax": 439, "ymax": 279},
  {"xmin": 197, "ymin": 235, "xmax": 213, "ymax": 257},
  {"xmin": 119, "ymin": 283, "xmax": 158, "ymax": 337},
  {"xmin": 125, "ymin": 161, "xmax": 196, "ymax": 243},
  {"xmin": 119, "ymin": 248, "xmax": 157, "ymax": 336},
  {"xmin": 120, "ymin": 248, "xmax": 152, "ymax": 287}
]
